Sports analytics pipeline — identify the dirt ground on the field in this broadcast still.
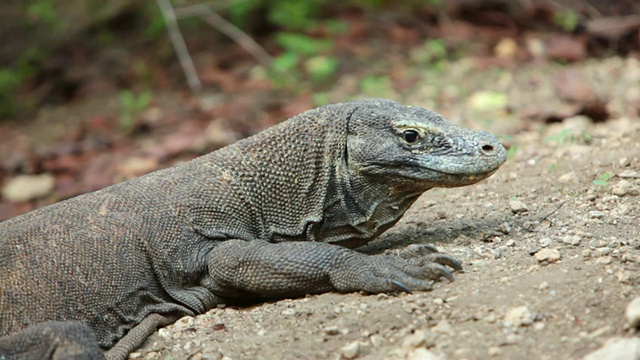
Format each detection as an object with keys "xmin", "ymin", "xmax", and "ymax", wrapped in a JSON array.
[
  {"xmin": 110, "ymin": 58, "xmax": 638, "ymax": 360},
  {"xmin": 2, "ymin": 56, "xmax": 640, "ymax": 359}
]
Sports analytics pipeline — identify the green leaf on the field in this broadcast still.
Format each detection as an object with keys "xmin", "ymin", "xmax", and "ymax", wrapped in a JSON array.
[
  {"xmin": 272, "ymin": 52, "xmax": 299, "ymax": 72},
  {"xmin": 304, "ymin": 56, "xmax": 339, "ymax": 79},
  {"xmin": 467, "ymin": 91, "xmax": 508, "ymax": 111},
  {"xmin": 275, "ymin": 33, "xmax": 333, "ymax": 56},
  {"xmin": 593, "ymin": 172, "xmax": 612, "ymax": 186}
]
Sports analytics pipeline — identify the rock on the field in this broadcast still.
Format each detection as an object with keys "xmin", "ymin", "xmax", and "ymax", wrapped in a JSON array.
[
  {"xmin": 325, "ymin": 325, "xmax": 340, "ymax": 335},
  {"xmin": 401, "ymin": 330, "xmax": 436, "ymax": 349},
  {"xmin": 588, "ymin": 211, "xmax": 605, "ymax": 219},
  {"xmin": 617, "ymin": 270, "xmax": 637, "ymax": 285},
  {"xmin": 281, "ymin": 308, "xmax": 296, "ymax": 316},
  {"xmin": 509, "ymin": 200, "xmax": 529, "ymax": 214},
  {"xmin": 488, "ymin": 346, "xmax": 501, "ymax": 356},
  {"xmin": 340, "ymin": 341, "xmax": 360, "ymax": 359},
  {"xmin": 539, "ymin": 237, "xmax": 552, "ymax": 247},
  {"xmin": 559, "ymin": 171, "xmax": 579, "ymax": 184},
  {"xmin": 157, "ymin": 328, "xmax": 173, "ymax": 341},
  {"xmin": 1, "ymin": 174, "xmax": 56, "ymax": 202},
  {"xmin": 407, "ymin": 348, "xmax": 443, "ymax": 360},
  {"xmin": 613, "ymin": 180, "xmax": 640, "ymax": 197},
  {"xmin": 499, "ymin": 222, "xmax": 511, "ymax": 234},
  {"xmin": 432, "ymin": 320, "xmax": 453, "ymax": 334},
  {"xmin": 582, "ymin": 337, "xmax": 640, "ymax": 360},
  {"xmin": 503, "ymin": 306, "xmax": 534, "ymax": 328},
  {"xmin": 626, "ymin": 297, "xmax": 640, "ymax": 329},
  {"xmin": 595, "ymin": 256, "xmax": 612, "ymax": 265},
  {"xmin": 562, "ymin": 235, "xmax": 582, "ymax": 246},
  {"xmin": 618, "ymin": 170, "xmax": 640, "ymax": 178},
  {"xmin": 594, "ymin": 247, "xmax": 611, "ymax": 257},
  {"xmin": 535, "ymin": 249, "xmax": 561, "ymax": 263}
]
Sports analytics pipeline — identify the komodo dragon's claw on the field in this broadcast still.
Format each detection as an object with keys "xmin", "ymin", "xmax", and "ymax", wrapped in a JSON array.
[
  {"xmin": 427, "ymin": 253, "xmax": 463, "ymax": 272},
  {"xmin": 425, "ymin": 262, "xmax": 456, "ymax": 283},
  {"xmin": 389, "ymin": 279, "xmax": 412, "ymax": 294},
  {"xmin": 399, "ymin": 243, "xmax": 440, "ymax": 258}
]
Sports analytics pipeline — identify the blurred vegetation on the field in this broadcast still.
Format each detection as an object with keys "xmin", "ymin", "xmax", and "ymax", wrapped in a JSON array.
[
  {"xmin": 118, "ymin": 90, "xmax": 153, "ymax": 134},
  {"xmin": 3, "ymin": 0, "xmax": 629, "ymax": 120},
  {"xmin": 0, "ymin": 0, "xmax": 446, "ymax": 120}
]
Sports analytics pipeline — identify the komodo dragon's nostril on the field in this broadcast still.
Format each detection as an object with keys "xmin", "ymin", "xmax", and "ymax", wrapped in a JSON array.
[{"xmin": 480, "ymin": 143, "xmax": 497, "ymax": 155}]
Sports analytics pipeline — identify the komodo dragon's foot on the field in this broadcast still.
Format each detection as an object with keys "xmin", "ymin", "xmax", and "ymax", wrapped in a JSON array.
[
  {"xmin": 207, "ymin": 240, "xmax": 461, "ymax": 298},
  {"xmin": 331, "ymin": 243, "xmax": 462, "ymax": 294}
]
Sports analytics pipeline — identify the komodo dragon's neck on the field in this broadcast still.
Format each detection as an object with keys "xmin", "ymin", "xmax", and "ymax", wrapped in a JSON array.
[{"xmin": 311, "ymin": 154, "xmax": 426, "ymax": 249}]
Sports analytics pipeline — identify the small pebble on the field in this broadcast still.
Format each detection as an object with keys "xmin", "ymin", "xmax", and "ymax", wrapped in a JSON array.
[
  {"xmin": 582, "ymin": 337, "xmax": 640, "ymax": 360},
  {"xmin": 341, "ymin": 341, "xmax": 360, "ymax": 359},
  {"xmin": 617, "ymin": 270, "xmax": 636, "ymax": 285},
  {"xmin": 595, "ymin": 256, "xmax": 612, "ymax": 265},
  {"xmin": 535, "ymin": 249, "xmax": 561, "ymax": 263},
  {"xmin": 401, "ymin": 330, "xmax": 436, "ymax": 348},
  {"xmin": 488, "ymin": 346, "xmax": 502, "ymax": 356},
  {"xmin": 562, "ymin": 235, "xmax": 582, "ymax": 246},
  {"xmin": 558, "ymin": 171, "xmax": 578, "ymax": 183},
  {"xmin": 503, "ymin": 306, "xmax": 534, "ymax": 327},
  {"xmin": 588, "ymin": 210, "xmax": 605, "ymax": 219},
  {"xmin": 499, "ymin": 222, "xmax": 511, "ymax": 234},
  {"xmin": 613, "ymin": 180, "xmax": 640, "ymax": 197},
  {"xmin": 618, "ymin": 169, "xmax": 639, "ymax": 178},
  {"xmin": 625, "ymin": 297, "xmax": 640, "ymax": 329},
  {"xmin": 509, "ymin": 200, "xmax": 529, "ymax": 214},
  {"xmin": 407, "ymin": 348, "xmax": 443, "ymax": 360},
  {"xmin": 281, "ymin": 308, "xmax": 296, "ymax": 316},
  {"xmin": 432, "ymin": 320, "xmax": 453, "ymax": 334},
  {"xmin": 594, "ymin": 247, "xmax": 611, "ymax": 257},
  {"xmin": 539, "ymin": 237, "xmax": 552, "ymax": 247},
  {"xmin": 325, "ymin": 326, "xmax": 340, "ymax": 335}
]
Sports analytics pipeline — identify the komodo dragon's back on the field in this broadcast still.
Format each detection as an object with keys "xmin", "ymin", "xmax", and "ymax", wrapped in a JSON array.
[{"xmin": 0, "ymin": 99, "xmax": 507, "ymax": 359}]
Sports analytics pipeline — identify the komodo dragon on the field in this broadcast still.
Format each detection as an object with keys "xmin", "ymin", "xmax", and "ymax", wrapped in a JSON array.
[{"xmin": 0, "ymin": 98, "xmax": 507, "ymax": 359}]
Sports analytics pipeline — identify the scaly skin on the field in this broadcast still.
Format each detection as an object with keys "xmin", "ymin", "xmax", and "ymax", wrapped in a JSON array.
[{"xmin": 0, "ymin": 99, "xmax": 506, "ymax": 359}]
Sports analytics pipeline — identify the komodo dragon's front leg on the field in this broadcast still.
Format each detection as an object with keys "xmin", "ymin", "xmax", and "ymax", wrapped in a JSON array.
[{"xmin": 205, "ymin": 241, "xmax": 462, "ymax": 298}]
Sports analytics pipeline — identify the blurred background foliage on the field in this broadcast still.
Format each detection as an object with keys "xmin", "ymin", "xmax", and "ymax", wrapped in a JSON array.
[
  {"xmin": 0, "ymin": 0, "xmax": 638, "ymax": 120},
  {"xmin": 0, "ymin": 0, "xmax": 445, "ymax": 119}
]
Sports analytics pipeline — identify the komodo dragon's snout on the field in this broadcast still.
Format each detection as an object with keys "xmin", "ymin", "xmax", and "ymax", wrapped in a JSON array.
[{"xmin": 0, "ymin": 98, "xmax": 507, "ymax": 359}]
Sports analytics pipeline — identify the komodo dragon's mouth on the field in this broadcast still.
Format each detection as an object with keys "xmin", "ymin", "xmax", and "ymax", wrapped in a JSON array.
[
  {"xmin": 422, "ymin": 166, "xmax": 503, "ymax": 187},
  {"xmin": 360, "ymin": 152, "xmax": 506, "ymax": 187}
]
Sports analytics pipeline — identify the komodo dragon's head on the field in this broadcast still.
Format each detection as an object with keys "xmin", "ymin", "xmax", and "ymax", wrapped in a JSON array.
[{"xmin": 344, "ymin": 98, "xmax": 507, "ymax": 190}]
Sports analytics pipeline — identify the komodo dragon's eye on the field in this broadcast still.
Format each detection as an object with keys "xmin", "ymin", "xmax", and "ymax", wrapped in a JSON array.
[{"xmin": 402, "ymin": 129, "xmax": 420, "ymax": 144}]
